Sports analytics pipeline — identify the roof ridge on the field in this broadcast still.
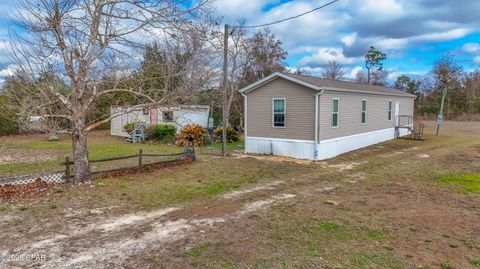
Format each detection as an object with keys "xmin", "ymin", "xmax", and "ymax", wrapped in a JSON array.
[{"xmin": 285, "ymin": 71, "xmax": 398, "ymax": 89}]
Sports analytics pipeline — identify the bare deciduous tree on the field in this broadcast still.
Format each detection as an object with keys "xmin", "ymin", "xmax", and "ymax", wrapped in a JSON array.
[
  {"xmin": 321, "ymin": 60, "xmax": 345, "ymax": 80},
  {"xmin": 6, "ymin": 0, "xmax": 213, "ymax": 183}
]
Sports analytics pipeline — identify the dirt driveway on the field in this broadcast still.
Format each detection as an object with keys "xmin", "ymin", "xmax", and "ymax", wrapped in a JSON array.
[{"xmin": 0, "ymin": 121, "xmax": 479, "ymax": 268}]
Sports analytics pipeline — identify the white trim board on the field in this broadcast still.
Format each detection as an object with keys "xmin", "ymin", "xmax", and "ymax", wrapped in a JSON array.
[
  {"xmin": 272, "ymin": 98, "xmax": 287, "ymax": 128},
  {"xmin": 247, "ymin": 136, "xmax": 315, "ymax": 143},
  {"xmin": 240, "ymin": 72, "xmax": 321, "ymax": 94}
]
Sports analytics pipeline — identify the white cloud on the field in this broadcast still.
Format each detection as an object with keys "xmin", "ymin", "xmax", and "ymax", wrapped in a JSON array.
[
  {"xmin": 0, "ymin": 64, "xmax": 16, "ymax": 77},
  {"xmin": 463, "ymin": 43, "xmax": 480, "ymax": 53},
  {"xmin": 251, "ymin": 1, "xmax": 346, "ymax": 48},
  {"xmin": 369, "ymin": 28, "xmax": 473, "ymax": 51},
  {"xmin": 299, "ymin": 47, "xmax": 360, "ymax": 67},
  {"xmin": 215, "ymin": 0, "xmax": 279, "ymax": 22},
  {"xmin": 387, "ymin": 70, "xmax": 429, "ymax": 81},
  {"xmin": 412, "ymin": 28, "xmax": 473, "ymax": 42},
  {"xmin": 474, "ymin": 56, "xmax": 480, "ymax": 64},
  {"xmin": 341, "ymin": 32, "xmax": 357, "ymax": 47},
  {"xmin": 357, "ymin": 0, "xmax": 404, "ymax": 20},
  {"xmin": 344, "ymin": 66, "xmax": 363, "ymax": 80}
]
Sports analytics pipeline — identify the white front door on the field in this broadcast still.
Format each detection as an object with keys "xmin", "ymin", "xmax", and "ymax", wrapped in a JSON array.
[{"xmin": 395, "ymin": 102, "xmax": 400, "ymax": 127}]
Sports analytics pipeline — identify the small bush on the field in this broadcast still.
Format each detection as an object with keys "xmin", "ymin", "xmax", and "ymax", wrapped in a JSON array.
[
  {"xmin": 214, "ymin": 126, "xmax": 239, "ymax": 143},
  {"xmin": 145, "ymin": 124, "xmax": 176, "ymax": 143},
  {"xmin": 155, "ymin": 124, "xmax": 177, "ymax": 143},
  {"xmin": 123, "ymin": 123, "xmax": 135, "ymax": 133},
  {"xmin": 177, "ymin": 124, "xmax": 206, "ymax": 147}
]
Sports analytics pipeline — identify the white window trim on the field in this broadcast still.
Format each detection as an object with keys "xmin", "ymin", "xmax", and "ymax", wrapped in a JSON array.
[
  {"xmin": 388, "ymin": 100, "xmax": 393, "ymax": 121},
  {"xmin": 332, "ymin": 98, "xmax": 339, "ymax": 128},
  {"xmin": 361, "ymin": 99, "xmax": 367, "ymax": 124},
  {"xmin": 272, "ymin": 98, "xmax": 286, "ymax": 128}
]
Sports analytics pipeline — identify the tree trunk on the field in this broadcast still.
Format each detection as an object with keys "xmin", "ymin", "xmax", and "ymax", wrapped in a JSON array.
[{"xmin": 71, "ymin": 121, "xmax": 91, "ymax": 184}]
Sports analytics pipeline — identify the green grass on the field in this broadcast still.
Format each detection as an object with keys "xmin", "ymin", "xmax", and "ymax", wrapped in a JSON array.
[
  {"xmin": 438, "ymin": 173, "xmax": 480, "ymax": 194},
  {"xmin": 0, "ymin": 161, "xmax": 63, "ymax": 176},
  {"xmin": 441, "ymin": 263, "xmax": 452, "ymax": 269},
  {"xmin": 470, "ymin": 258, "xmax": 480, "ymax": 266},
  {"xmin": 255, "ymin": 216, "xmax": 404, "ymax": 268},
  {"xmin": 183, "ymin": 243, "xmax": 211, "ymax": 257},
  {"xmin": 200, "ymin": 140, "xmax": 244, "ymax": 153},
  {"xmin": 68, "ymin": 157, "xmax": 299, "ymax": 210},
  {"xmin": 0, "ymin": 131, "xmax": 231, "ymax": 177},
  {"xmin": 348, "ymin": 252, "xmax": 405, "ymax": 269}
]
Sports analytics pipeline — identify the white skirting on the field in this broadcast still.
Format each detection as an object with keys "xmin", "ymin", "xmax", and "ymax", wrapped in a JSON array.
[
  {"xmin": 316, "ymin": 128, "xmax": 395, "ymax": 160},
  {"xmin": 245, "ymin": 137, "xmax": 315, "ymax": 160},
  {"xmin": 245, "ymin": 128, "xmax": 408, "ymax": 161}
]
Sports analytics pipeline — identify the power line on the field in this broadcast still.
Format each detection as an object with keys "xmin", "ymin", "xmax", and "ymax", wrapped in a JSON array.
[{"xmin": 231, "ymin": 0, "xmax": 341, "ymax": 29}]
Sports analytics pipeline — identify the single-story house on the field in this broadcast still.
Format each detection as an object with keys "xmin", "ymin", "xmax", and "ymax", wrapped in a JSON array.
[
  {"xmin": 240, "ymin": 72, "xmax": 418, "ymax": 160},
  {"xmin": 110, "ymin": 105, "xmax": 211, "ymax": 137}
]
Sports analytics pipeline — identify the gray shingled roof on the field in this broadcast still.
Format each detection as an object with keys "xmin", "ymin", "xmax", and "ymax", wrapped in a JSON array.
[{"xmin": 283, "ymin": 72, "xmax": 415, "ymax": 97}]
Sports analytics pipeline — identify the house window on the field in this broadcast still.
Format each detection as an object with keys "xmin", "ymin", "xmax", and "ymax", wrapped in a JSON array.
[
  {"xmin": 332, "ymin": 98, "xmax": 339, "ymax": 127},
  {"xmin": 273, "ymin": 98, "xmax": 286, "ymax": 127},
  {"xmin": 361, "ymin": 99, "xmax": 367, "ymax": 124},
  {"xmin": 163, "ymin": 111, "xmax": 174, "ymax": 122},
  {"xmin": 388, "ymin": 100, "xmax": 392, "ymax": 120}
]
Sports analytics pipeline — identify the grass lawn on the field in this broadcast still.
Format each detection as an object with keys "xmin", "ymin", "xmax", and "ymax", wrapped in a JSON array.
[
  {"xmin": 0, "ymin": 131, "xmax": 243, "ymax": 177},
  {"xmin": 438, "ymin": 173, "xmax": 480, "ymax": 193},
  {"xmin": 0, "ymin": 121, "xmax": 479, "ymax": 268}
]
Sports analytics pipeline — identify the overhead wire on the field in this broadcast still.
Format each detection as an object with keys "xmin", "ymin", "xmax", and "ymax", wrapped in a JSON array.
[{"xmin": 228, "ymin": 0, "xmax": 341, "ymax": 29}]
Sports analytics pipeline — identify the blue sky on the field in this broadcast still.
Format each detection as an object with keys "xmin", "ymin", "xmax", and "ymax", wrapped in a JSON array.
[
  {"xmin": 1, "ymin": 0, "xmax": 480, "ymax": 85},
  {"xmin": 215, "ymin": 0, "xmax": 480, "ymax": 82}
]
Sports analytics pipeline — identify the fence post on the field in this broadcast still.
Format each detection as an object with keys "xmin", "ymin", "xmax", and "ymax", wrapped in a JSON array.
[
  {"xmin": 138, "ymin": 149, "xmax": 143, "ymax": 168},
  {"xmin": 65, "ymin": 156, "xmax": 70, "ymax": 184},
  {"xmin": 192, "ymin": 143, "xmax": 196, "ymax": 161}
]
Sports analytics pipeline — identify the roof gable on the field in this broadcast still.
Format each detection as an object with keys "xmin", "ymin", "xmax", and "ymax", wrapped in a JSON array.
[{"xmin": 239, "ymin": 72, "xmax": 321, "ymax": 94}]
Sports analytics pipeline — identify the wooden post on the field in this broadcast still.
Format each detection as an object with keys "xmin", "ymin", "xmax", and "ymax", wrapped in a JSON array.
[
  {"xmin": 192, "ymin": 142, "xmax": 196, "ymax": 162},
  {"xmin": 65, "ymin": 156, "xmax": 70, "ymax": 183},
  {"xmin": 138, "ymin": 149, "xmax": 143, "ymax": 168},
  {"xmin": 221, "ymin": 24, "xmax": 229, "ymax": 156}
]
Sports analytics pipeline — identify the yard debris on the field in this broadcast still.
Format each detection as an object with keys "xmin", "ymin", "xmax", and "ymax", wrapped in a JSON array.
[
  {"xmin": 324, "ymin": 200, "xmax": 340, "ymax": 206},
  {"xmin": 0, "ymin": 178, "xmax": 58, "ymax": 201}
]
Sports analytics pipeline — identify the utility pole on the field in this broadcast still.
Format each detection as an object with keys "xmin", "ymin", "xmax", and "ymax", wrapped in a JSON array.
[
  {"xmin": 221, "ymin": 24, "xmax": 229, "ymax": 156},
  {"xmin": 436, "ymin": 82, "xmax": 447, "ymax": 136}
]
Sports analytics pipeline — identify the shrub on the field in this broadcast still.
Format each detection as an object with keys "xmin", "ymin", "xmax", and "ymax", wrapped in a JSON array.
[
  {"xmin": 123, "ymin": 123, "xmax": 135, "ymax": 134},
  {"xmin": 214, "ymin": 126, "xmax": 239, "ymax": 143},
  {"xmin": 176, "ymin": 124, "xmax": 206, "ymax": 147},
  {"xmin": 145, "ymin": 124, "xmax": 176, "ymax": 143},
  {"xmin": 155, "ymin": 124, "xmax": 177, "ymax": 143}
]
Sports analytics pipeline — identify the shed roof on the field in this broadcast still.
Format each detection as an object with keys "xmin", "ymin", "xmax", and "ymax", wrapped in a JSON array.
[{"xmin": 240, "ymin": 72, "xmax": 415, "ymax": 98}]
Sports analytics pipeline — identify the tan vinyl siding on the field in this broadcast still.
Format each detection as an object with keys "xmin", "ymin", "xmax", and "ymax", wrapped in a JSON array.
[
  {"xmin": 246, "ymin": 77, "xmax": 316, "ymax": 141},
  {"xmin": 319, "ymin": 91, "xmax": 414, "ymax": 141}
]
